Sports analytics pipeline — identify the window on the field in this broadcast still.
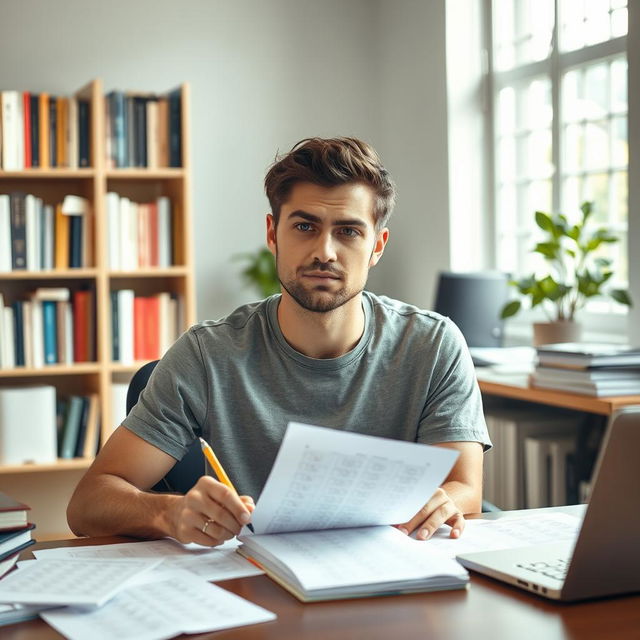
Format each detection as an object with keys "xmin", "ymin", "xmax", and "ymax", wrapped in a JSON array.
[{"xmin": 488, "ymin": 0, "xmax": 628, "ymax": 323}]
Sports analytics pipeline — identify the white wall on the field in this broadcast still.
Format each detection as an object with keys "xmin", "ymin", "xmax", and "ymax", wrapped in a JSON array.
[{"xmin": 0, "ymin": 0, "xmax": 451, "ymax": 319}]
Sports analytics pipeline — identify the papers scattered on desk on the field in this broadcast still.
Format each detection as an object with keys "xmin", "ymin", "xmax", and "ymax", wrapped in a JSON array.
[
  {"xmin": 41, "ymin": 570, "xmax": 276, "ymax": 640},
  {"xmin": 33, "ymin": 537, "xmax": 263, "ymax": 582},
  {"xmin": 427, "ymin": 512, "xmax": 582, "ymax": 559},
  {"xmin": 0, "ymin": 557, "xmax": 161, "ymax": 606}
]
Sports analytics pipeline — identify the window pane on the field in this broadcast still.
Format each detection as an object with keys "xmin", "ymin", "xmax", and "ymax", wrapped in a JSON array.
[
  {"xmin": 583, "ymin": 64, "xmax": 609, "ymax": 119},
  {"xmin": 611, "ymin": 58, "xmax": 627, "ymax": 113},
  {"xmin": 562, "ymin": 176, "xmax": 582, "ymax": 215},
  {"xmin": 584, "ymin": 120, "xmax": 609, "ymax": 170},
  {"xmin": 584, "ymin": 0, "xmax": 612, "ymax": 46},
  {"xmin": 612, "ymin": 116, "xmax": 628, "ymax": 166},
  {"xmin": 583, "ymin": 173, "xmax": 609, "ymax": 223},
  {"xmin": 526, "ymin": 79, "xmax": 552, "ymax": 128},
  {"xmin": 611, "ymin": 8, "xmax": 628, "ymax": 38},
  {"xmin": 559, "ymin": 0, "xmax": 586, "ymax": 51},
  {"xmin": 563, "ymin": 124, "xmax": 584, "ymax": 173},
  {"xmin": 527, "ymin": 180, "xmax": 552, "ymax": 217},
  {"xmin": 528, "ymin": 130, "xmax": 553, "ymax": 178},
  {"xmin": 559, "ymin": 0, "xmax": 626, "ymax": 51},
  {"xmin": 562, "ymin": 69, "xmax": 581, "ymax": 122},
  {"xmin": 497, "ymin": 87, "xmax": 516, "ymax": 135},
  {"xmin": 611, "ymin": 171, "xmax": 628, "ymax": 225}
]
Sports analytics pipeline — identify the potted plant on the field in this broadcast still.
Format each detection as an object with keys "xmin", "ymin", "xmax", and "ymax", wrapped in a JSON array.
[
  {"xmin": 235, "ymin": 247, "xmax": 280, "ymax": 298},
  {"xmin": 500, "ymin": 201, "xmax": 632, "ymax": 346}
]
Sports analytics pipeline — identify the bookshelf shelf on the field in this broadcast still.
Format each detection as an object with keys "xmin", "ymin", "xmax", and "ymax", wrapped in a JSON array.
[
  {"xmin": 0, "ymin": 364, "xmax": 101, "ymax": 378},
  {"xmin": 106, "ymin": 169, "xmax": 186, "ymax": 179},
  {"xmin": 1, "ymin": 269, "xmax": 99, "ymax": 280},
  {"xmin": 0, "ymin": 78, "xmax": 196, "ymax": 492},
  {"xmin": 0, "ymin": 169, "xmax": 96, "ymax": 179},
  {"xmin": 0, "ymin": 458, "xmax": 92, "ymax": 474}
]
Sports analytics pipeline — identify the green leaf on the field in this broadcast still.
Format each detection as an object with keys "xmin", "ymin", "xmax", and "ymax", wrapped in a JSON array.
[
  {"xmin": 500, "ymin": 300, "xmax": 521, "ymax": 318},
  {"xmin": 566, "ymin": 225, "xmax": 581, "ymax": 241},
  {"xmin": 534, "ymin": 241, "xmax": 560, "ymax": 260},
  {"xmin": 566, "ymin": 248, "xmax": 576, "ymax": 258},
  {"xmin": 535, "ymin": 211, "xmax": 554, "ymax": 232},
  {"xmin": 580, "ymin": 201, "xmax": 593, "ymax": 221},
  {"xmin": 611, "ymin": 289, "xmax": 633, "ymax": 306},
  {"xmin": 594, "ymin": 257, "xmax": 612, "ymax": 268}
]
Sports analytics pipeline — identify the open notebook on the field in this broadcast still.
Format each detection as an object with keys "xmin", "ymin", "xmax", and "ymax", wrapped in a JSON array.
[{"xmin": 237, "ymin": 422, "xmax": 468, "ymax": 602}]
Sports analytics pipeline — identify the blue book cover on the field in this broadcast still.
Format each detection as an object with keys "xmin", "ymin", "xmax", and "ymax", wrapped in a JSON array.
[
  {"xmin": 78, "ymin": 100, "xmax": 90, "ymax": 167},
  {"xmin": 59, "ymin": 396, "xmax": 84, "ymax": 459},
  {"xmin": 168, "ymin": 88, "xmax": 182, "ymax": 167},
  {"xmin": 41, "ymin": 300, "xmax": 58, "ymax": 365},
  {"xmin": 11, "ymin": 301, "xmax": 24, "ymax": 366}
]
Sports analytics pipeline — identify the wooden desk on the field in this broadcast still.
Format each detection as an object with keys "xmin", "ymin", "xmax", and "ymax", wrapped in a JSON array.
[
  {"xmin": 6, "ymin": 508, "xmax": 640, "ymax": 640},
  {"xmin": 476, "ymin": 368, "xmax": 640, "ymax": 415}
]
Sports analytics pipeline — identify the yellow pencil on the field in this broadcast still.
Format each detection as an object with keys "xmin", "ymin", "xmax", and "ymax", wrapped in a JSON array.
[{"xmin": 199, "ymin": 437, "xmax": 237, "ymax": 493}]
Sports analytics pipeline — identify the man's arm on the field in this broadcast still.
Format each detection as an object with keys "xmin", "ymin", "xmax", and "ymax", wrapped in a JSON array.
[
  {"xmin": 67, "ymin": 426, "xmax": 253, "ymax": 546},
  {"xmin": 395, "ymin": 441, "xmax": 483, "ymax": 540}
]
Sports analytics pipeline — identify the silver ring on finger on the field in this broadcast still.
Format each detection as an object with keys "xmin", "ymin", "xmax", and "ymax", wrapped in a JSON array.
[{"xmin": 202, "ymin": 518, "xmax": 214, "ymax": 535}]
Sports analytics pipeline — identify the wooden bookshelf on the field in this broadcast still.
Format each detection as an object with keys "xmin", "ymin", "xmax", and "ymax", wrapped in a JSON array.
[{"xmin": 0, "ymin": 78, "xmax": 196, "ymax": 476}]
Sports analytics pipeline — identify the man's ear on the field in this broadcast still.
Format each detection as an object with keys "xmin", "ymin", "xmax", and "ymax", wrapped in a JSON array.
[
  {"xmin": 369, "ymin": 227, "xmax": 389, "ymax": 267},
  {"xmin": 266, "ymin": 214, "xmax": 277, "ymax": 256}
]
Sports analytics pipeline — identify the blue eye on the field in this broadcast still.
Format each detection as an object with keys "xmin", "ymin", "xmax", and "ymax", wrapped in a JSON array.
[
  {"xmin": 340, "ymin": 227, "xmax": 359, "ymax": 237},
  {"xmin": 295, "ymin": 222, "xmax": 313, "ymax": 232}
]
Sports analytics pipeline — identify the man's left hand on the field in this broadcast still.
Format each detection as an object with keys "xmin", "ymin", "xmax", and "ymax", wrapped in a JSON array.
[{"xmin": 395, "ymin": 487, "xmax": 465, "ymax": 540}]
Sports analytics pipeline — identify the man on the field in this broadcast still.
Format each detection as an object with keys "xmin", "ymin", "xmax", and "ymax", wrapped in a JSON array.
[{"xmin": 67, "ymin": 137, "xmax": 491, "ymax": 547}]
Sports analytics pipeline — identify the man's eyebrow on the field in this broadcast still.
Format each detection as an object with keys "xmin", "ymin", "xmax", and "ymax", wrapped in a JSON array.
[{"xmin": 287, "ymin": 210, "xmax": 368, "ymax": 227}]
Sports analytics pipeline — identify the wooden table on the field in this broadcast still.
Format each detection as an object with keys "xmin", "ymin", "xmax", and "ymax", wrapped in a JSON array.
[{"xmin": 5, "ymin": 508, "xmax": 640, "ymax": 640}]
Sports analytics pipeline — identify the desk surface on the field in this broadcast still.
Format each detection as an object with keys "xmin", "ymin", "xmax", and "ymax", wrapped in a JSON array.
[
  {"xmin": 6, "ymin": 508, "xmax": 640, "ymax": 640},
  {"xmin": 476, "ymin": 368, "xmax": 640, "ymax": 415}
]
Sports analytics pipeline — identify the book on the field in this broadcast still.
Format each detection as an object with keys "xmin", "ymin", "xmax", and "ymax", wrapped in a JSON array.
[
  {"xmin": 38, "ymin": 92, "xmax": 50, "ymax": 169},
  {"xmin": 0, "ymin": 195, "xmax": 11, "ymax": 272},
  {"xmin": 9, "ymin": 192, "xmax": 26, "ymax": 270},
  {"xmin": 29, "ymin": 93, "xmax": 39, "ymax": 167},
  {"xmin": 237, "ymin": 422, "xmax": 467, "ymax": 602},
  {"xmin": 73, "ymin": 396, "xmax": 91, "ymax": 457},
  {"xmin": 41, "ymin": 300, "xmax": 58, "ymax": 365},
  {"xmin": 72, "ymin": 289, "xmax": 94, "ymax": 362},
  {"xmin": 531, "ymin": 377, "xmax": 640, "ymax": 397},
  {"xmin": 81, "ymin": 394, "xmax": 100, "ymax": 458},
  {"xmin": 78, "ymin": 99, "xmax": 90, "ymax": 167},
  {"xmin": 59, "ymin": 395, "xmax": 84, "ymax": 458},
  {"xmin": 0, "ymin": 491, "xmax": 30, "ymax": 531},
  {"xmin": 168, "ymin": 88, "xmax": 182, "ymax": 167},
  {"xmin": 0, "ymin": 523, "xmax": 35, "ymax": 557},
  {"xmin": 536, "ymin": 343, "xmax": 640, "ymax": 369},
  {"xmin": 0, "ymin": 386, "xmax": 57, "ymax": 464},
  {"xmin": 22, "ymin": 92, "xmax": 31, "ymax": 168},
  {"xmin": 1, "ymin": 91, "xmax": 22, "ymax": 170}
]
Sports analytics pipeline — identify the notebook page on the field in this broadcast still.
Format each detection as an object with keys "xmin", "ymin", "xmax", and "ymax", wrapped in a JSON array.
[
  {"xmin": 41, "ymin": 571, "xmax": 276, "ymax": 640},
  {"xmin": 250, "ymin": 422, "xmax": 459, "ymax": 534}
]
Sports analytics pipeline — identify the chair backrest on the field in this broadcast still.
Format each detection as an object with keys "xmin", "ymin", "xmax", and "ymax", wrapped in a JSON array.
[
  {"xmin": 433, "ymin": 271, "xmax": 509, "ymax": 348},
  {"xmin": 126, "ymin": 360, "xmax": 205, "ymax": 494}
]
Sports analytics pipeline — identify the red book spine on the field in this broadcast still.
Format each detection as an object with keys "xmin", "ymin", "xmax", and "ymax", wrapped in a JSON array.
[
  {"xmin": 72, "ymin": 290, "xmax": 92, "ymax": 362},
  {"xmin": 23, "ymin": 92, "xmax": 32, "ymax": 168},
  {"xmin": 133, "ymin": 297, "xmax": 146, "ymax": 361},
  {"xmin": 145, "ymin": 296, "xmax": 160, "ymax": 359}
]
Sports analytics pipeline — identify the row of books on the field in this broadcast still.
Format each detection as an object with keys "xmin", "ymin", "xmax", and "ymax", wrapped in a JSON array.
[
  {"xmin": 483, "ymin": 407, "xmax": 584, "ymax": 510},
  {"xmin": 0, "ymin": 91, "xmax": 90, "ymax": 171},
  {"xmin": 0, "ymin": 193, "xmax": 92, "ymax": 272},
  {"xmin": 110, "ymin": 290, "xmax": 182, "ymax": 363},
  {"xmin": 0, "ymin": 288, "xmax": 95, "ymax": 369},
  {"xmin": 105, "ymin": 89, "xmax": 182, "ymax": 168},
  {"xmin": 106, "ymin": 194, "xmax": 173, "ymax": 270},
  {"xmin": 530, "ymin": 343, "xmax": 640, "ymax": 396},
  {"xmin": 56, "ymin": 394, "xmax": 101, "ymax": 460},
  {"xmin": 0, "ymin": 492, "xmax": 34, "ymax": 586}
]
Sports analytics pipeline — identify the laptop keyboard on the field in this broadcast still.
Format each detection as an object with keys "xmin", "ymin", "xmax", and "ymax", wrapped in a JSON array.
[{"xmin": 516, "ymin": 558, "xmax": 568, "ymax": 582}]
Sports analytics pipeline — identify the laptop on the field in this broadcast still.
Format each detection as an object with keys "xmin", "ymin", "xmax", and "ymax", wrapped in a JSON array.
[{"xmin": 457, "ymin": 406, "xmax": 640, "ymax": 601}]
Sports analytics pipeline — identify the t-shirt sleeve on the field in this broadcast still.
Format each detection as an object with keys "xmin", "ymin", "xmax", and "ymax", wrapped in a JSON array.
[
  {"xmin": 417, "ymin": 318, "xmax": 492, "ymax": 451},
  {"xmin": 122, "ymin": 328, "xmax": 208, "ymax": 460}
]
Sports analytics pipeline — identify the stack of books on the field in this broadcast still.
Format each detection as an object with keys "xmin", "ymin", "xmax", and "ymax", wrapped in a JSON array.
[
  {"xmin": 531, "ymin": 343, "xmax": 640, "ymax": 397},
  {"xmin": 0, "ymin": 491, "xmax": 35, "ymax": 581}
]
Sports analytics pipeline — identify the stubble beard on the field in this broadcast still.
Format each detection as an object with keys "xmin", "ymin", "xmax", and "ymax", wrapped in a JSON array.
[{"xmin": 277, "ymin": 259, "xmax": 365, "ymax": 314}]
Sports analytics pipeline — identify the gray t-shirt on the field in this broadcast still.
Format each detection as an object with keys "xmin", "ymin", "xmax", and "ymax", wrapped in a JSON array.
[{"xmin": 123, "ymin": 291, "xmax": 491, "ymax": 498}]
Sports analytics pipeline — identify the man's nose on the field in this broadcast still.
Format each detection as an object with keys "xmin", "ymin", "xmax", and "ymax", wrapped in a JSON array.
[{"xmin": 312, "ymin": 232, "xmax": 338, "ymax": 263}]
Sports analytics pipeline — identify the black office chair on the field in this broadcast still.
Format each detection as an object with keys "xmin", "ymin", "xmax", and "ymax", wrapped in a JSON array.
[{"xmin": 126, "ymin": 360, "xmax": 205, "ymax": 493}]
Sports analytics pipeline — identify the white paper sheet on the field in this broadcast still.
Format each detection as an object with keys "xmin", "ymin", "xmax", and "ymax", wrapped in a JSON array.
[
  {"xmin": 249, "ymin": 422, "xmax": 459, "ymax": 535},
  {"xmin": 427, "ymin": 512, "xmax": 582, "ymax": 558},
  {"xmin": 0, "ymin": 557, "xmax": 161, "ymax": 606},
  {"xmin": 33, "ymin": 538, "xmax": 263, "ymax": 581},
  {"xmin": 41, "ymin": 571, "xmax": 276, "ymax": 640}
]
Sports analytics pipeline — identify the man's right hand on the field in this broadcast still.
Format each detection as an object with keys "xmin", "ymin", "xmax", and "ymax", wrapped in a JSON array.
[{"xmin": 169, "ymin": 476, "xmax": 254, "ymax": 547}]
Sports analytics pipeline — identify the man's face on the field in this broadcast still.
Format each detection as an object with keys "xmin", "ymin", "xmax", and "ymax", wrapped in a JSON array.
[{"xmin": 266, "ymin": 182, "xmax": 388, "ymax": 313}]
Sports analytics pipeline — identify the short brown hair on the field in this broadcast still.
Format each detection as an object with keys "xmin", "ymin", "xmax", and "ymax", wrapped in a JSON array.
[{"xmin": 264, "ymin": 137, "xmax": 396, "ymax": 229}]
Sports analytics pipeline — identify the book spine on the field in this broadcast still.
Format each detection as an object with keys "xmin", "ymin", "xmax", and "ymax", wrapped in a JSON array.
[
  {"xmin": 41, "ymin": 300, "xmax": 58, "ymax": 365},
  {"xmin": 30, "ymin": 94, "xmax": 40, "ymax": 167},
  {"xmin": 133, "ymin": 296, "xmax": 146, "ymax": 361},
  {"xmin": 117, "ymin": 289, "xmax": 134, "ymax": 364},
  {"xmin": 31, "ymin": 299, "xmax": 44, "ymax": 368},
  {"xmin": 106, "ymin": 192, "xmax": 120, "ymax": 269},
  {"xmin": 73, "ymin": 396, "xmax": 90, "ymax": 457},
  {"xmin": 0, "ymin": 195, "xmax": 11, "ymax": 272},
  {"xmin": 68, "ymin": 96, "xmax": 78, "ymax": 169},
  {"xmin": 109, "ymin": 92, "xmax": 126, "ymax": 168},
  {"xmin": 145, "ymin": 296, "xmax": 160, "ymax": 360},
  {"xmin": 54, "ymin": 204, "xmax": 69, "ymax": 270},
  {"xmin": 23, "ymin": 92, "xmax": 32, "ymax": 168},
  {"xmin": 134, "ymin": 97, "xmax": 146, "ymax": 168},
  {"xmin": 168, "ymin": 89, "xmax": 182, "ymax": 167},
  {"xmin": 59, "ymin": 395, "xmax": 84, "ymax": 458},
  {"xmin": 2, "ymin": 306, "xmax": 16, "ymax": 369},
  {"xmin": 78, "ymin": 99, "xmax": 90, "ymax": 167},
  {"xmin": 38, "ymin": 92, "xmax": 50, "ymax": 169},
  {"xmin": 11, "ymin": 302, "xmax": 25, "ymax": 367},
  {"xmin": 25, "ymin": 194, "xmax": 38, "ymax": 271},
  {"xmin": 56, "ymin": 96, "xmax": 67, "ymax": 167},
  {"xmin": 69, "ymin": 215, "xmax": 83, "ymax": 268},
  {"xmin": 126, "ymin": 96, "xmax": 135, "ymax": 168},
  {"xmin": 157, "ymin": 196, "xmax": 172, "ymax": 267},
  {"xmin": 110, "ymin": 290, "xmax": 119, "ymax": 361},
  {"xmin": 48, "ymin": 96, "xmax": 57, "ymax": 167},
  {"xmin": 72, "ymin": 289, "xmax": 94, "ymax": 362},
  {"xmin": 9, "ymin": 193, "xmax": 27, "ymax": 270},
  {"xmin": 1, "ymin": 92, "xmax": 21, "ymax": 170}
]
